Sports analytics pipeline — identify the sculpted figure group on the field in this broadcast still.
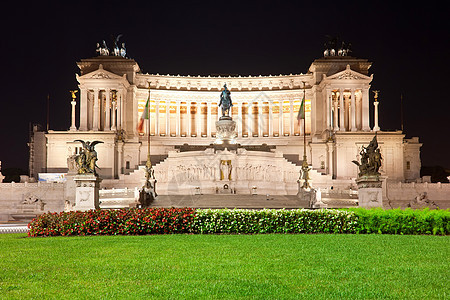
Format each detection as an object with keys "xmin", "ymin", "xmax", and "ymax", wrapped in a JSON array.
[
  {"xmin": 74, "ymin": 140, "xmax": 104, "ymax": 175},
  {"xmin": 323, "ymin": 36, "xmax": 352, "ymax": 57},
  {"xmin": 96, "ymin": 35, "xmax": 127, "ymax": 58},
  {"xmin": 352, "ymin": 135, "xmax": 383, "ymax": 177}
]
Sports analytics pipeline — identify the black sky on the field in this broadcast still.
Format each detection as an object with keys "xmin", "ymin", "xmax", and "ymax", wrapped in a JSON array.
[{"xmin": 1, "ymin": 1, "xmax": 449, "ymax": 171}]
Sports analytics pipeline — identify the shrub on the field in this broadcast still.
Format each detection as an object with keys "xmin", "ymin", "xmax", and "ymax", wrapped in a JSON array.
[
  {"xmin": 349, "ymin": 208, "xmax": 450, "ymax": 235},
  {"xmin": 192, "ymin": 209, "xmax": 358, "ymax": 234},
  {"xmin": 28, "ymin": 208, "xmax": 196, "ymax": 237}
]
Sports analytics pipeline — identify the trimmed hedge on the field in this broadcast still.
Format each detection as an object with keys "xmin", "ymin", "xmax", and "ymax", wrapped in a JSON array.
[
  {"xmin": 349, "ymin": 208, "xmax": 450, "ymax": 235},
  {"xmin": 193, "ymin": 209, "xmax": 357, "ymax": 234},
  {"xmin": 28, "ymin": 208, "xmax": 450, "ymax": 237}
]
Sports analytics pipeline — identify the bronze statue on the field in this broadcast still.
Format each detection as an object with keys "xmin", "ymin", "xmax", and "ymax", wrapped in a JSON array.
[
  {"xmin": 69, "ymin": 90, "xmax": 78, "ymax": 100},
  {"xmin": 218, "ymin": 84, "xmax": 233, "ymax": 118},
  {"xmin": 352, "ymin": 135, "xmax": 382, "ymax": 177},
  {"xmin": 73, "ymin": 140, "xmax": 104, "ymax": 175}
]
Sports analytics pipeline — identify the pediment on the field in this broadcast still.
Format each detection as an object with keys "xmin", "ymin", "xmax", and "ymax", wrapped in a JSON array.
[
  {"xmin": 325, "ymin": 65, "xmax": 372, "ymax": 81},
  {"xmin": 77, "ymin": 64, "xmax": 125, "ymax": 80}
]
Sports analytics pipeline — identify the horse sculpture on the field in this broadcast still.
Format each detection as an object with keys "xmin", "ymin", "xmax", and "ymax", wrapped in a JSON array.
[{"xmin": 218, "ymin": 84, "xmax": 233, "ymax": 118}]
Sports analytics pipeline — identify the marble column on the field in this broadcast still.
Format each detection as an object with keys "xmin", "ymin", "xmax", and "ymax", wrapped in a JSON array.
[
  {"xmin": 117, "ymin": 90, "xmax": 122, "ymax": 130},
  {"xmin": 333, "ymin": 97, "xmax": 339, "ymax": 131},
  {"xmin": 268, "ymin": 102, "xmax": 273, "ymax": 136},
  {"xmin": 111, "ymin": 99, "xmax": 117, "ymax": 131},
  {"xmin": 237, "ymin": 102, "xmax": 242, "ymax": 137},
  {"xmin": 339, "ymin": 89, "xmax": 345, "ymax": 131},
  {"xmin": 70, "ymin": 99, "xmax": 77, "ymax": 131},
  {"xmin": 362, "ymin": 88, "xmax": 370, "ymax": 131},
  {"xmin": 258, "ymin": 101, "xmax": 263, "ymax": 137},
  {"xmin": 373, "ymin": 100, "xmax": 380, "ymax": 132},
  {"xmin": 351, "ymin": 89, "xmax": 357, "ymax": 131},
  {"xmin": 326, "ymin": 89, "xmax": 331, "ymax": 130},
  {"xmin": 279, "ymin": 102, "xmax": 283, "ymax": 136},
  {"xmin": 155, "ymin": 101, "xmax": 160, "ymax": 135},
  {"xmin": 207, "ymin": 102, "xmax": 211, "ymax": 137},
  {"xmin": 93, "ymin": 88, "xmax": 99, "ymax": 131},
  {"xmin": 104, "ymin": 88, "xmax": 110, "ymax": 131},
  {"xmin": 166, "ymin": 103, "xmax": 170, "ymax": 136},
  {"xmin": 289, "ymin": 99, "xmax": 294, "ymax": 136},
  {"xmin": 187, "ymin": 102, "xmax": 191, "ymax": 136},
  {"xmin": 196, "ymin": 102, "xmax": 201, "ymax": 137},
  {"xmin": 79, "ymin": 87, "xmax": 88, "ymax": 131},
  {"xmin": 247, "ymin": 102, "xmax": 252, "ymax": 136},
  {"xmin": 176, "ymin": 101, "xmax": 180, "ymax": 136}
]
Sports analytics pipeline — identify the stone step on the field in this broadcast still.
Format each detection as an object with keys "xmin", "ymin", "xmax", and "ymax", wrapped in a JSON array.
[{"xmin": 150, "ymin": 194, "xmax": 309, "ymax": 209}]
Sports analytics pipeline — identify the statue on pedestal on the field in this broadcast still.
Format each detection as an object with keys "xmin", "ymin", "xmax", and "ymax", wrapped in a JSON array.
[
  {"xmin": 218, "ymin": 84, "xmax": 233, "ymax": 118},
  {"xmin": 74, "ymin": 140, "xmax": 104, "ymax": 175},
  {"xmin": 215, "ymin": 84, "xmax": 237, "ymax": 145},
  {"xmin": 353, "ymin": 135, "xmax": 383, "ymax": 208}
]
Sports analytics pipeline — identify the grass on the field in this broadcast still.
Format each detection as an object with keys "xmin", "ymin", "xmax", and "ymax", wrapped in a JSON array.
[{"xmin": 0, "ymin": 234, "xmax": 448, "ymax": 299}]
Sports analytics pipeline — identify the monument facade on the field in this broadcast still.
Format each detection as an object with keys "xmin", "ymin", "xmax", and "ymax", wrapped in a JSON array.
[{"xmin": 29, "ymin": 46, "xmax": 422, "ymax": 196}]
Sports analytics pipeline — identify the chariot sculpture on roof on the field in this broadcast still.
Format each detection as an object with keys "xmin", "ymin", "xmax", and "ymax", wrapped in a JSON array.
[
  {"xmin": 96, "ymin": 35, "xmax": 127, "ymax": 58},
  {"xmin": 323, "ymin": 36, "xmax": 352, "ymax": 57}
]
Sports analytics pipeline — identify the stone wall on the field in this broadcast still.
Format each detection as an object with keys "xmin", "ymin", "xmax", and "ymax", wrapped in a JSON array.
[
  {"xmin": 0, "ymin": 182, "xmax": 65, "ymax": 222},
  {"xmin": 386, "ymin": 182, "xmax": 450, "ymax": 209}
]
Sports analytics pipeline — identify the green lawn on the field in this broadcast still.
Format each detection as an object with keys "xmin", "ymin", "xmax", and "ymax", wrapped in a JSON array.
[{"xmin": 0, "ymin": 234, "xmax": 448, "ymax": 299}]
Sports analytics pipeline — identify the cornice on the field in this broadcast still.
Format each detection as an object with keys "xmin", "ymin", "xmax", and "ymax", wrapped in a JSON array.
[{"xmin": 135, "ymin": 73, "xmax": 313, "ymax": 92}]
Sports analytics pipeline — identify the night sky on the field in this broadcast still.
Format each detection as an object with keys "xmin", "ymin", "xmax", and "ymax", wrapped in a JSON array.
[{"xmin": 1, "ymin": 1, "xmax": 449, "ymax": 172}]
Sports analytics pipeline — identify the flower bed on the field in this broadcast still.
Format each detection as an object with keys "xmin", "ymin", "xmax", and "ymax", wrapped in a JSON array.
[
  {"xmin": 28, "ymin": 208, "xmax": 450, "ymax": 237},
  {"xmin": 28, "ymin": 208, "xmax": 196, "ymax": 237}
]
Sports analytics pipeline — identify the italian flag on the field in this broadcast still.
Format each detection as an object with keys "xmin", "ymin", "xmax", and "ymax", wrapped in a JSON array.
[
  {"xmin": 296, "ymin": 95, "xmax": 305, "ymax": 124},
  {"xmin": 137, "ymin": 98, "xmax": 150, "ymax": 133}
]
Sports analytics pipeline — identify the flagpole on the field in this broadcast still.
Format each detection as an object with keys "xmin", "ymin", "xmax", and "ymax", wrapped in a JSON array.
[
  {"xmin": 46, "ymin": 93, "xmax": 50, "ymax": 132},
  {"xmin": 146, "ymin": 81, "xmax": 153, "ymax": 178},
  {"xmin": 400, "ymin": 93, "xmax": 404, "ymax": 133},
  {"xmin": 301, "ymin": 81, "xmax": 310, "ymax": 189}
]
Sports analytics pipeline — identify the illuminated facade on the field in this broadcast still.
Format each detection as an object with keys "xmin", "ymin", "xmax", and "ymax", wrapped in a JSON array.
[{"xmin": 30, "ymin": 53, "xmax": 422, "ymax": 194}]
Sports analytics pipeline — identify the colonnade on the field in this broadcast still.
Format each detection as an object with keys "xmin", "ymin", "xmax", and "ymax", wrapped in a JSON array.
[
  {"xmin": 141, "ymin": 100, "xmax": 308, "ymax": 138},
  {"xmin": 325, "ymin": 88, "xmax": 370, "ymax": 132},
  {"xmin": 73, "ymin": 87, "xmax": 373, "ymax": 135},
  {"xmin": 78, "ymin": 87, "xmax": 126, "ymax": 131}
]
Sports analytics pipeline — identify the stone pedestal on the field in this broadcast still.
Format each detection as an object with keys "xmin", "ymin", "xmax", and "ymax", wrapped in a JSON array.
[
  {"xmin": 214, "ymin": 117, "xmax": 237, "ymax": 144},
  {"xmin": 73, "ymin": 174, "xmax": 102, "ymax": 211},
  {"xmin": 356, "ymin": 175, "xmax": 383, "ymax": 208},
  {"xmin": 297, "ymin": 184, "xmax": 327, "ymax": 208}
]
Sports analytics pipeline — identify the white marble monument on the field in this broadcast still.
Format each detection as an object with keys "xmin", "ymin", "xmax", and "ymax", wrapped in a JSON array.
[{"xmin": 27, "ymin": 44, "xmax": 423, "ymax": 199}]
